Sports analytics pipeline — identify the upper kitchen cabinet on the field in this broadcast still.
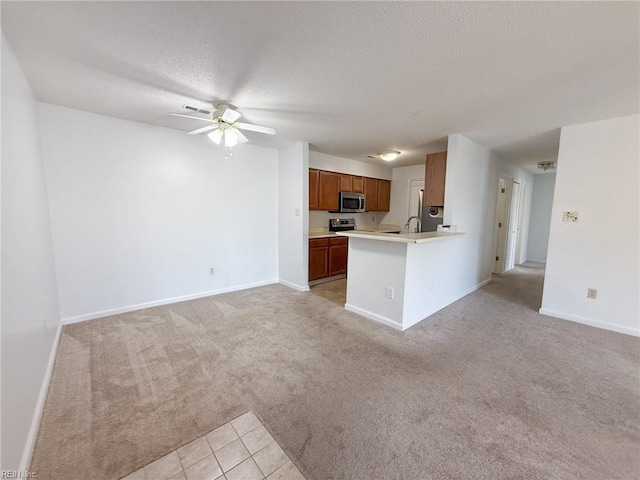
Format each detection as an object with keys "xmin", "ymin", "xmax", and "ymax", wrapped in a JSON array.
[
  {"xmin": 351, "ymin": 176, "xmax": 364, "ymax": 193},
  {"xmin": 318, "ymin": 171, "xmax": 340, "ymax": 211},
  {"xmin": 308, "ymin": 168, "xmax": 389, "ymax": 211},
  {"xmin": 377, "ymin": 179, "xmax": 391, "ymax": 212},
  {"xmin": 364, "ymin": 177, "xmax": 378, "ymax": 212},
  {"xmin": 424, "ymin": 151, "xmax": 447, "ymax": 206},
  {"xmin": 340, "ymin": 174, "xmax": 352, "ymax": 193},
  {"xmin": 309, "ymin": 169, "xmax": 320, "ymax": 210}
]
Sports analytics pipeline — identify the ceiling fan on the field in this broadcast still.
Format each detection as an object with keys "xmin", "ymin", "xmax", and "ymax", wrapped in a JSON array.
[{"xmin": 170, "ymin": 103, "xmax": 276, "ymax": 147}]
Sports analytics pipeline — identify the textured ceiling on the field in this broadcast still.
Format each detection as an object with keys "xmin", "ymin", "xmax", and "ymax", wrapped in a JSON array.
[{"xmin": 2, "ymin": 2, "xmax": 638, "ymax": 169}]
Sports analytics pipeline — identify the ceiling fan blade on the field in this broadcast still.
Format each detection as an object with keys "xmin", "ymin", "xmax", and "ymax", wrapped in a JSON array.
[
  {"xmin": 236, "ymin": 129, "xmax": 249, "ymax": 144},
  {"xmin": 170, "ymin": 112, "xmax": 212, "ymax": 122},
  {"xmin": 188, "ymin": 125, "xmax": 217, "ymax": 135},
  {"xmin": 220, "ymin": 108, "xmax": 242, "ymax": 123},
  {"xmin": 236, "ymin": 122, "xmax": 276, "ymax": 135}
]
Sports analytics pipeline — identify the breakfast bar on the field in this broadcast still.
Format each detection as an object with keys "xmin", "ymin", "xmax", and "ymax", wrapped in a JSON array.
[{"xmin": 336, "ymin": 230, "xmax": 466, "ymax": 330}]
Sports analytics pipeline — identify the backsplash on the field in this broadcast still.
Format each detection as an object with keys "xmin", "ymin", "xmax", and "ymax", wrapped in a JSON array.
[{"xmin": 309, "ymin": 210, "xmax": 384, "ymax": 229}]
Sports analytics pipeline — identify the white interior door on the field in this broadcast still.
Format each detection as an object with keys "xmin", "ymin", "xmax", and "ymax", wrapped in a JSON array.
[
  {"xmin": 505, "ymin": 181, "xmax": 521, "ymax": 271},
  {"xmin": 493, "ymin": 177, "xmax": 510, "ymax": 273}
]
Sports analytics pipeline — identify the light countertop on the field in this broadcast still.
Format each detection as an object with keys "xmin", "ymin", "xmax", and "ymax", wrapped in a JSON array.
[
  {"xmin": 309, "ymin": 224, "xmax": 402, "ymax": 239},
  {"xmin": 335, "ymin": 230, "xmax": 465, "ymax": 244}
]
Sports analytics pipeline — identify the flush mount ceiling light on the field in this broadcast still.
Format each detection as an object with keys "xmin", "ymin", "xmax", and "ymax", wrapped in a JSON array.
[
  {"xmin": 376, "ymin": 151, "xmax": 401, "ymax": 162},
  {"xmin": 537, "ymin": 161, "xmax": 556, "ymax": 171}
]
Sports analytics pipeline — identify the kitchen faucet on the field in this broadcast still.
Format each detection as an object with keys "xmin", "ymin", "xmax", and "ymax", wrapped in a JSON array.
[{"xmin": 405, "ymin": 216, "xmax": 421, "ymax": 233}]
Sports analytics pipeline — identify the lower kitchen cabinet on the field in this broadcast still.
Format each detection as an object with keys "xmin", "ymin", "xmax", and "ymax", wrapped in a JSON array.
[
  {"xmin": 309, "ymin": 237, "xmax": 348, "ymax": 282},
  {"xmin": 309, "ymin": 238, "xmax": 329, "ymax": 281},
  {"xmin": 329, "ymin": 237, "xmax": 348, "ymax": 276}
]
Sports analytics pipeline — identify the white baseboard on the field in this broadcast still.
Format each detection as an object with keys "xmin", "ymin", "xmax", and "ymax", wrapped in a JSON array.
[
  {"xmin": 19, "ymin": 321, "xmax": 64, "ymax": 472},
  {"xmin": 525, "ymin": 257, "xmax": 547, "ymax": 264},
  {"xmin": 346, "ymin": 278, "xmax": 492, "ymax": 332},
  {"xmin": 278, "ymin": 279, "xmax": 310, "ymax": 292},
  {"xmin": 344, "ymin": 303, "xmax": 403, "ymax": 331},
  {"xmin": 62, "ymin": 279, "xmax": 279, "ymax": 325},
  {"xmin": 539, "ymin": 308, "xmax": 640, "ymax": 337},
  {"xmin": 463, "ymin": 277, "xmax": 492, "ymax": 296},
  {"xmin": 403, "ymin": 277, "xmax": 493, "ymax": 330}
]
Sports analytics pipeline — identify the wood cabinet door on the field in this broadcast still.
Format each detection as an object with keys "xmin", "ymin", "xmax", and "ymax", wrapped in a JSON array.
[
  {"xmin": 424, "ymin": 151, "xmax": 447, "ymax": 206},
  {"xmin": 329, "ymin": 244, "xmax": 348, "ymax": 276},
  {"xmin": 318, "ymin": 171, "xmax": 340, "ymax": 211},
  {"xmin": 340, "ymin": 174, "xmax": 352, "ymax": 193},
  {"xmin": 309, "ymin": 245, "xmax": 329, "ymax": 281},
  {"xmin": 352, "ymin": 176, "xmax": 364, "ymax": 193},
  {"xmin": 309, "ymin": 169, "xmax": 319, "ymax": 210},
  {"xmin": 364, "ymin": 177, "xmax": 378, "ymax": 211},
  {"xmin": 377, "ymin": 179, "xmax": 391, "ymax": 212}
]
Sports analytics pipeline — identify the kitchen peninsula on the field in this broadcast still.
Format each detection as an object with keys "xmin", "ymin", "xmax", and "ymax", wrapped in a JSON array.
[{"xmin": 336, "ymin": 230, "xmax": 466, "ymax": 330}]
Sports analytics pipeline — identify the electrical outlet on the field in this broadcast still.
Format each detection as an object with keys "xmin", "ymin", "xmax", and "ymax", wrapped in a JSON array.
[
  {"xmin": 587, "ymin": 288, "xmax": 597, "ymax": 299},
  {"xmin": 563, "ymin": 211, "xmax": 579, "ymax": 222},
  {"xmin": 385, "ymin": 287, "xmax": 394, "ymax": 300},
  {"xmin": 209, "ymin": 267, "xmax": 215, "ymax": 276}
]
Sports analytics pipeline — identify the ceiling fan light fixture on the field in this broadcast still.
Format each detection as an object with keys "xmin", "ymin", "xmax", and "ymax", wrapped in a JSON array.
[
  {"xmin": 377, "ymin": 151, "xmax": 401, "ymax": 162},
  {"xmin": 207, "ymin": 129, "xmax": 224, "ymax": 145},
  {"xmin": 224, "ymin": 129, "xmax": 239, "ymax": 147}
]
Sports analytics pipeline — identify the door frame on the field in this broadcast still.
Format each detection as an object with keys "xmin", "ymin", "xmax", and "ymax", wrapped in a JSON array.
[
  {"xmin": 493, "ymin": 175, "xmax": 526, "ymax": 273},
  {"xmin": 505, "ymin": 180, "xmax": 521, "ymax": 271}
]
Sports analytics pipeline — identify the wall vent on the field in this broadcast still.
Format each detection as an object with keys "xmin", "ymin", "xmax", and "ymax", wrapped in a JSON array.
[{"xmin": 182, "ymin": 104, "xmax": 211, "ymax": 115}]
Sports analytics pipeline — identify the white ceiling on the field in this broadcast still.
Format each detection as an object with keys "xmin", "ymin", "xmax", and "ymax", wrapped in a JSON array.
[{"xmin": 2, "ymin": 2, "xmax": 638, "ymax": 169}]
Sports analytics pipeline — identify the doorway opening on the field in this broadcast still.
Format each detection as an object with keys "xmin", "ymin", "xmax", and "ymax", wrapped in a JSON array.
[{"xmin": 493, "ymin": 176, "xmax": 523, "ymax": 274}]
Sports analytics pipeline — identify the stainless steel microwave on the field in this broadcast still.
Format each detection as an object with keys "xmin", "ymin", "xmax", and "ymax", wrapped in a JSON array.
[{"xmin": 339, "ymin": 192, "xmax": 365, "ymax": 213}]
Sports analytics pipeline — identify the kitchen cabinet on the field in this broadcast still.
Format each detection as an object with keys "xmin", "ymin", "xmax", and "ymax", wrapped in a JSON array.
[
  {"xmin": 424, "ymin": 151, "xmax": 447, "ymax": 206},
  {"xmin": 352, "ymin": 176, "xmax": 364, "ymax": 193},
  {"xmin": 340, "ymin": 174, "xmax": 352, "ymax": 193},
  {"xmin": 329, "ymin": 237, "xmax": 348, "ymax": 276},
  {"xmin": 308, "ymin": 237, "xmax": 349, "ymax": 281},
  {"xmin": 308, "ymin": 169, "xmax": 388, "ymax": 211},
  {"xmin": 364, "ymin": 177, "xmax": 378, "ymax": 212},
  {"xmin": 309, "ymin": 238, "xmax": 329, "ymax": 281},
  {"xmin": 309, "ymin": 169, "xmax": 319, "ymax": 210},
  {"xmin": 377, "ymin": 179, "xmax": 391, "ymax": 212},
  {"xmin": 318, "ymin": 171, "xmax": 340, "ymax": 211}
]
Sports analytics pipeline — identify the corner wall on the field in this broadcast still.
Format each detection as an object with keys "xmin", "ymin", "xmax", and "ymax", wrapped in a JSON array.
[
  {"xmin": 541, "ymin": 114, "xmax": 639, "ymax": 336},
  {"xmin": 527, "ymin": 173, "xmax": 555, "ymax": 263},
  {"xmin": 1, "ymin": 36, "xmax": 61, "ymax": 470},
  {"xmin": 278, "ymin": 142, "xmax": 309, "ymax": 290},
  {"xmin": 443, "ymin": 134, "xmax": 498, "ymax": 290},
  {"xmin": 38, "ymin": 103, "xmax": 279, "ymax": 322}
]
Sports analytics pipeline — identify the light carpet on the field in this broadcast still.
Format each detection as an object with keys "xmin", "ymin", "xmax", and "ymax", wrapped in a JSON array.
[{"xmin": 31, "ymin": 264, "xmax": 639, "ymax": 479}]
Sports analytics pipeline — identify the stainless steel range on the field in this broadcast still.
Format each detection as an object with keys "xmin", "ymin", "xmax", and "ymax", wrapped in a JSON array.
[{"xmin": 329, "ymin": 218, "xmax": 356, "ymax": 232}]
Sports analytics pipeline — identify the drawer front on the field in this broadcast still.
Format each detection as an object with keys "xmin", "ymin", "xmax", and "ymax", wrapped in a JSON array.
[
  {"xmin": 329, "ymin": 237, "xmax": 348, "ymax": 246},
  {"xmin": 309, "ymin": 238, "xmax": 330, "ymax": 248}
]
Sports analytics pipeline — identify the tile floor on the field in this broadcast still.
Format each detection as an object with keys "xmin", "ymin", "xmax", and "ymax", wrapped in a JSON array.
[
  {"xmin": 121, "ymin": 411, "xmax": 305, "ymax": 480},
  {"xmin": 309, "ymin": 278, "xmax": 346, "ymax": 306}
]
